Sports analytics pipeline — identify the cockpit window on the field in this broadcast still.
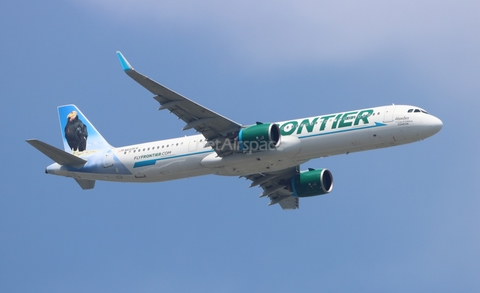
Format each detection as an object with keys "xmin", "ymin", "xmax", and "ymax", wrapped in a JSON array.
[{"xmin": 410, "ymin": 108, "xmax": 429, "ymax": 114}]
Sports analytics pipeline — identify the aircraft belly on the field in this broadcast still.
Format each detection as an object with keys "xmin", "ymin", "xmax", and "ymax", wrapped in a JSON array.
[
  {"xmin": 212, "ymin": 156, "xmax": 305, "ymax": 176},
  {"xmin": 201, "ymin": 135, "xmax": 302, "ymax": 176},
  {"xmin": 297, "ymin": 127, "xmax": 374, "ymax": 159},
  {"xmin": 371, "ymin": 124, "xmax": 413, "ymax": 147},
  {"xmin": 126, "ymin": 153, "xmax": 215, "ymax": 182}
]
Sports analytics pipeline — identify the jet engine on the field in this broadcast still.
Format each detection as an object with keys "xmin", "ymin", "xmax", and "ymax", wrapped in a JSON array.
[
  {"xmin": 290, "ymin": 168, "xmax": 334, "ymax": 197},
  {"xmin": 238, "ymin": 123, "xmax": 281, "ymax": 151}
]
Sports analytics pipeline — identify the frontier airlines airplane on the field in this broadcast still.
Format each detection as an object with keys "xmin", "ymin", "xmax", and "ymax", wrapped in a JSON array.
[{"xmin": 27, "ymin": 52, "xmax": 443, "ymax": 209}]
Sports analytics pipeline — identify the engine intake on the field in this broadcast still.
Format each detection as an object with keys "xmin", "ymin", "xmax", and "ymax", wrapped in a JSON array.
[
  {"xmin": 238, "ymin": 123, "xmax": 281, "ymax": 151},
  {"xmin": 291, "ymin": 169, "xmax": 334, "ymax": 197}
]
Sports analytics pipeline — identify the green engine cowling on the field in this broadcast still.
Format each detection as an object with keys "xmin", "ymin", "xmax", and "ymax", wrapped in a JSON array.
[
  {"xmin": 291, "ymin": 169, "xmax": 334, "ymax": 197},
  {"xmin": 238, "ymin": 123, "xmax": 281, "ymax": 151}
]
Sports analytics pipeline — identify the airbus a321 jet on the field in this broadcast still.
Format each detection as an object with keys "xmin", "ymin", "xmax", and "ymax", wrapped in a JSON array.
[{"xmin": 26, "ymin": 52, "xmax": 443, "ymax": 209}]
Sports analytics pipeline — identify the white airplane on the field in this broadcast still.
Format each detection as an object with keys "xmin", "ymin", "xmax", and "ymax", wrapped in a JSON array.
[{"xmin": 27, "ymin": 52, "xmax": 443, "ymax": 209}]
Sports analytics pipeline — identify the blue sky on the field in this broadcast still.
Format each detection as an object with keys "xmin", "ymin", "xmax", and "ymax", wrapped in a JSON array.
[{"xmin": 1, "ymin": 0, "xmax": 479, "ymax": 292}]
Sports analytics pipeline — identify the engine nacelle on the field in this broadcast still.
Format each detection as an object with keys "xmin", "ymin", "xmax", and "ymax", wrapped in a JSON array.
[
  {"xmin": 291, "ymin": 169, "xmax": 334, "ymax": 197},
  {"xmin": 238, "ymin": 123, "xmax": 281, "ymax": 151}
]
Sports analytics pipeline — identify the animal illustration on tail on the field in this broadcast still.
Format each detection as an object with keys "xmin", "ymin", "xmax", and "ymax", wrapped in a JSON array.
[{"xmin": 64, "ymin": 111, "xmax": 88, "ymax": 152}]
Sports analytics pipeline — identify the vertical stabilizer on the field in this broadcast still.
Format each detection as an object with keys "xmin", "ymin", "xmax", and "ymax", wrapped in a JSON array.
[{"xmin": 58, "ymin": 105, "xmax": 112, "ymax": 155}]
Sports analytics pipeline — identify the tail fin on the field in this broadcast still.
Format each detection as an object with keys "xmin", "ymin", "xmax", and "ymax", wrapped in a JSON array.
[{"xmin": 58, "ymin": 105, "xmax": 112, "ymax": 154}]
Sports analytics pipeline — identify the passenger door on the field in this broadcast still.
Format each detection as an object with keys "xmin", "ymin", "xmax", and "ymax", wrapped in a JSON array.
[{"xmin": 383, "ymin": 105, "xmax": 395, "ymax": 123}]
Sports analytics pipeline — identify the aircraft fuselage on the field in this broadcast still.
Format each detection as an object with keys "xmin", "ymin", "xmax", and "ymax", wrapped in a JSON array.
[{"xmin": 45, "ymin": 104, "xmax": 442, "ymax": 183}]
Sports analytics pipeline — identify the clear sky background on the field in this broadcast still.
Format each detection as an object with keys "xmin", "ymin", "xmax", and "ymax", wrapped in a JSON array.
[{"xmin": 1, "ymin": 1, "xmax": 479, "ymax": 292}]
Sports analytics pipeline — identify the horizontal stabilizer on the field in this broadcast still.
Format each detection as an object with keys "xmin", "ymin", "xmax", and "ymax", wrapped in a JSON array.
[
  {"xmin": 74, "ymin": 178, "xmax": 95, "ymax": 190},
  {"xmin": 26, "ymin": 139, "xmax": 87, "ymax": 167}
]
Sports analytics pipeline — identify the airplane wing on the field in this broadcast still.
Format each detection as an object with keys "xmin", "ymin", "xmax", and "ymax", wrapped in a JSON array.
[
  {"xmin": 244, "ymin": 166, "xmax": 300, "ymax": 210},
  {"xmin": 116, "ymin": 52, "xmax": 242, "ymax": 156}
]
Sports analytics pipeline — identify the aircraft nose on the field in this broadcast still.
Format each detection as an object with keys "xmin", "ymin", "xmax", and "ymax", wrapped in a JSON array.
[{"xmin": 427, "ymin": 115, "xmax": 443, "ymax": 136}]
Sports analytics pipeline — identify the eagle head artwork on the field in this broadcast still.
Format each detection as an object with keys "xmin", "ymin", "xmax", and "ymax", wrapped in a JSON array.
[{"xmin": 64, "ymin": 111, "xmax": 88, "ymax": 152}]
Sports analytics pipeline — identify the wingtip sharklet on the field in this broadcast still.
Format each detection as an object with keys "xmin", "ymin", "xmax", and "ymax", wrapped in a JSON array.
[{"xmin": 116, "ymin": 51, "xmax": 133, "ymax": 71}]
